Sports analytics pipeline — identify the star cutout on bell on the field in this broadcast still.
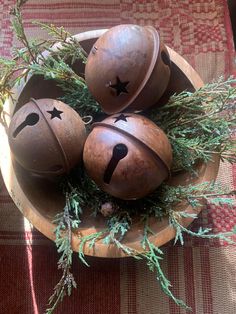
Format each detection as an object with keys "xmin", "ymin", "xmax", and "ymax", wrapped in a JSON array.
[
  {"xmin": 109, "ymin": 76, "xmax": 129, "ymax": 96},
  {"xmin": 113, "ymin": 113, "xmax": 130, "ymax": 123},
  {"xmin": 47, "ymin": 107, "xmax": 63, "ymax": 120}
]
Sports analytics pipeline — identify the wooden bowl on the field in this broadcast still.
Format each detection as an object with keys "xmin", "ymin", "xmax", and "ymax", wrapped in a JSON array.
[{"xmin": 0, "ymin": 29, "xmax": 220, "ymax": 258}]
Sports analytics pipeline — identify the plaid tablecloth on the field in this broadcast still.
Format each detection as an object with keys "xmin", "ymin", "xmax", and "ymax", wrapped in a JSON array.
[{"xmin": 0, "ymin": 1, "xmax": 236, "ymax": 313}]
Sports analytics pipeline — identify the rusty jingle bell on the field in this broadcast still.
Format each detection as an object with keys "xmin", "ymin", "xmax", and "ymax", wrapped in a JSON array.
[
  {"xmin": 85, "ymin": 24, "xmax": 171, "ymax": 114},
  {"xmin": 8, "ymin": 98, "xmax": 86, "ymax": 176},
  {"xmin": 83, "ymin": 113, "xmax": 172, "ymax": 200}
]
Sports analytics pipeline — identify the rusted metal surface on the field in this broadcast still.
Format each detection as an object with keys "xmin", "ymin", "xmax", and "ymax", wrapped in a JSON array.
[
  {"xmin": 8, "ymin": 98, "xmax": 86, "ymax": 176},
  {"xmin": 83, "ymin": 113, "xmax": 172, "ymax": 200},
  {"xmin": 85, "ymin": 24, "xmax": 171, "ymax": 114}
]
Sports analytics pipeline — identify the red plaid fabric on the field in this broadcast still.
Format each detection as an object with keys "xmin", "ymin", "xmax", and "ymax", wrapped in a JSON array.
[{"xmin": 0, "ymin": 1, "xmax": 236, "ymax": 313}]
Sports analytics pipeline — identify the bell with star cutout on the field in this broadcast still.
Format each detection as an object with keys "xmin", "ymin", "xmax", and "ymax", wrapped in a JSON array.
[
  {"xmin": 83, "ymin": 113, "xmax": 172, "ymax": 200},
  {"xmin": 85, "ymin": 24, "xmax": 171, "ymax": 114},
  {"xmin": 8, "ymin": 98, "xmax": 86, "ymax": 176}
]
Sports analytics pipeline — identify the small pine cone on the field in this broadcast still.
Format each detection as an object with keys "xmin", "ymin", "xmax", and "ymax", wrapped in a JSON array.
[{"xmin": 100, "ymin": 202, "xmax": 116, "ymax": 217}]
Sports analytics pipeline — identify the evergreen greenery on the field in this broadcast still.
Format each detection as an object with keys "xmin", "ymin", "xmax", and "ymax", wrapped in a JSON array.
[
  {"xmin": 0, "ymin": 1, "xmax": 235, "ymax": 313},
  {"xmin": 46, "ymin": 190, "xmax": 79, "ymax": 314},
  {"xmin": 150, "ymin": 79, "xmax": 236, "ymax": 172}
]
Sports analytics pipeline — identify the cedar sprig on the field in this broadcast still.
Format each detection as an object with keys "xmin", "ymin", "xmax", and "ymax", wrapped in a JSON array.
[
  {"xmin": 34, "ymin": 21, "xmax": 88, "ymax": 64},
  {"xmin": 59, "ymin": 82, "xmax": 101, "ymax": 117},
  {"xmin": 0, "ymin": 57, "xmax": 18, "ymax": 108},
  {"xmin": 132, "ymin": 181, "xmax": 235, "ymax": 219},
  {"xmin": 29, "ymin": 55, "xmax": 86, "ymax": 84},
  {"xmin": 1, "ymin": 0, "xmax": 93, "ymax": 113},
  {"xmin": 81, "ymin": 213, "xmax": 190, "ymax": 310},
  {"xmin": 141, "ymin": 217, "xmax": 191, "ymax": 310},
  {"xmin": 78, "ymin": 231, "xmax": 106, "ymax": 266},
  {"xmin": 143, "ymin": 243, "xmax": 190, "ymax": 310},
  {"xmin": 76, "ymin": 186, "xmax": 235, "ymax": 312},
  {"xmin": 159, "ymin": 181, "xmax": 236, "ymax": 207},
  {"xmin": 10, "ymin": 0, "xmax": 38, "ymax": 63},
  {"xmin": 10, "ymin": 1, "xmax": 87, "ymax": 65},
  {"xmin": 46, "ymin": 186, "xmax": 82, "ymax": 314},
  {"xmin": 73, "ymin": 170, "xmax": 111, "ymax": 214},
  {"xmin": 169, "ymin": 210, "xmax": 236, "ymax": 246},
  {"xmin": 78, "ymin": 212, "xmax": 136, "ymax": 267},
  {"xmin": 151, "ymin": 77, "xmax": 236, "ymax": 172},
  {"xmin": 103, "ymin": 211, "xmax": 132, "ymax": 243}
]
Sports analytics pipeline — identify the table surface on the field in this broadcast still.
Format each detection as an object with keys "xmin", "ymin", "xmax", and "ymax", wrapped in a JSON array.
[{"xmin": 0, "ymin": 1, "xmax": 236, "ymax": 314}]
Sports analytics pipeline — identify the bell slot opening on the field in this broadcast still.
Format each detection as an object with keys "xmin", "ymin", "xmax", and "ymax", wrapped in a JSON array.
[
  {"xmin": 13, "ymin": 112, "xmax": 40, "ymax": 138},
  {"xmin": 103, "ymin": 143, "xmax": 128, "ymax": 184}
]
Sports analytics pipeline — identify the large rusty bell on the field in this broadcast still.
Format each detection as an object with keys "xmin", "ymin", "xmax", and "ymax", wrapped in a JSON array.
[
  {"xmin": 8, "ymin": 98, "xmax": 86, "ymax": 176},
  {"xmin": 83, "ymin": 113, "xmax": 172, "ymax": 200},
  {"xmin": 85, "ymin": 24, "xmax": 171, "ymax": 115}
]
